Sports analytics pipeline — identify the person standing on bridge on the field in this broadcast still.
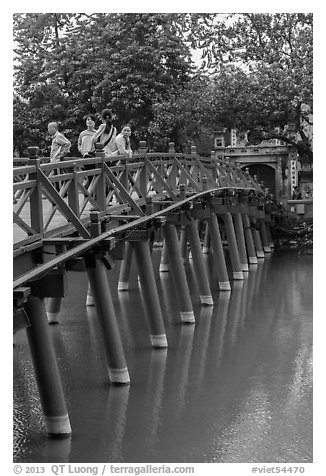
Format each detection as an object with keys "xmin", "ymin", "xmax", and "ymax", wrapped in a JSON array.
[
  {"xmin": 113, "ymin": 124, "xmax": 133, "ymax": 159},
  {"xmin": 77, "ymin": 114, "xmax": 97, "ymax": 158},
  {"xmin": 91, "ymin": 109, "xmax": 117, "ymax": 158},
  {"xmin": 48, "ymin": 122, "xmax": 71, "ymax": 163}
]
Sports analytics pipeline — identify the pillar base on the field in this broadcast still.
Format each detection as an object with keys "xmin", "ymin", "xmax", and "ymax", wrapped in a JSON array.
[
  {"xmin": 151, "ymin": 334, "xmax": 168, "ymax": 348},
  {"xmin": 200, "ymin": 295, "xmax": 214, "ymax": 306},
  {"xmin": 263, "ymin": 246, "xmax": 272, "ymax": 253},
  {"xmin": 269, "ymin": 242, "xmax": 275, "ymax": 249},
  {"xmin": 118, "ymin": 281, "xmax": 129, "ymax": 291},
  {"xmin": 47, "ymin": 312, "xmax": 59, "ymax": 325},
  {"xmin": 180, "ymin": 311, "xmax": 195, "ymax": 324},
  {"xmin": 233, "ymin": 271, "xmax": 244, "ymax": 280},
  {"xmin": 45, "ymin": 414, "xmax": 71, "ymax": 437},
  {"xmin": 159, "ymin": 264, "xmax": 169, "ymax": 272},
  {"xmin": 108, "ymin": 367, "xmax": 130, "ymax": 385},
  {"xmin": 86, "ymin": 294, "xmax": 94, "ymax": 306},
  {"xmin": 219, "ymin": 281, "xmax": 231, "ymax": 291},
  {"xmin": 202, "ymin": 246, "xmax": 209, "ymax": 254},
  {"xmin": 242, "ymin": 263, "xmax": 249, "ymax": 272},
  {"xmin": 257, "ymin": 251, "xmax": 265, "ymax": 259},
  {"xmin": 249, "ymin": 256, "xmax": 258, "ymax": 265}
]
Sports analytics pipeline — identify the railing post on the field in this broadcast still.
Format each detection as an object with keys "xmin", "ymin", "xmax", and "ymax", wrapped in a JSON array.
[
  {"xmin": 67, "ymin": 162, "xmax": 80, "ymax": 216},
  {"xmin": 168, "ymin": 142, "xmax": 175, "ymax": 153},
  {"xmin": 139, "ymin": 141, "xmax": 148, "ymax": 198},
  {"xmin": 27, "ymin": 147, "xmax": 43, "ymax": 236}
]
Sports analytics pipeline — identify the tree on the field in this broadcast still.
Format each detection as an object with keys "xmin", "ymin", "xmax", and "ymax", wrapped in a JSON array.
[
  {"xmin": 13, "ymin": 13, "xmax": 194, "ymax": 155},
  {"xmin": 187, "ymin": 13, "xmax": 313, "ymax": 161}
]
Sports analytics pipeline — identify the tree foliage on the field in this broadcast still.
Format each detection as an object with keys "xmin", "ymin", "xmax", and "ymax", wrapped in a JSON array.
[
  {"xmin": 186, "ymin": 13, "xmax": 313, "ymax": 160},
  {"xmin": 13, "ymin": 13, "xmax": 193, "ymax": 155},
  {"xmin": 13, "ymin": 13, "xmax": 313, "ymax": 161}
]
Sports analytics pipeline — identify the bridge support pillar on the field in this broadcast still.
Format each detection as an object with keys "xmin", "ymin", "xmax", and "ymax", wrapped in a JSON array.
[
  {"xmin": 24, "ymin": 295, "xmax": 71, "ymax": 437},
  {"xmin": 163, "ymin": 222, "xmax": 195, "ymax": 323},
  {"xmin": 86, "ymin": 257, "xmax": 130, "ymax": 384},
  {"xmin": 242, "ymin": 214, "xmax": 258, "ymax": 265},
  {"xmin": 202, "ymin": 222, "xmax": 210, "ymax": 254},
  {"xmin": 86, "ymin": 283, "xmax": 94, "ymax": 306},
  {"xmin": 186, "ymin": 216, "xmax": 213, "ymax": 305},
  {"xmin": 259, "ymin": 220, "xmax": 272, "ymax": 253},
  {"xmin": 266, "ymin": 223, "xmax": 274, "ymax": 249},
  {"xmin": 132, "ymin": 240, "xmax": 168, "ymax": 347},
  {"xmin": 179, "ymin": 227, "xmax": 188, "ymax": 263},
  {"xmin": 46, "ymin": 297, "xmax": 62, "ymax": 324},
  {"xmin": 118, "ymin": 241, "xmax": 133, "ymax": 291},
  {"xmin": 252, "ymin": 224, "xmax": 265, "ymax": 259},
  {"xmin": 233, "ymin": 213, "xmax": 249, "ymax": 272},
  {"xmin": 208, "ymin": 212, "xmax": 231, "ymax": 291},
  {"xmin": 159, "ymin": 241, "xmax": 169, "ymax": 272},
  {"xmin": 222, "ymin": 212, "xmax": 244, "ymax": 280}
]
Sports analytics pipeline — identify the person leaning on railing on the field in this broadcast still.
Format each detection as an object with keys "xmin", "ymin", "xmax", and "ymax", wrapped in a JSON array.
[
  {"xmin": 113, "ymin": 124, "xmax": 133, "ymax": 159},
  {"xmin": 77, "ymin": 114, "xmax": 97, "ymax": 159},
  {"xmin": 47, "ymin": 121, "xmax": 71, "ymax": 191},
  {"xmin": 91, "ymin": 109, "xmax": 117, "ymax": 158},
  {"xmin": 47, "ymin": 122, "xmax": 71, "ymax": 163}
]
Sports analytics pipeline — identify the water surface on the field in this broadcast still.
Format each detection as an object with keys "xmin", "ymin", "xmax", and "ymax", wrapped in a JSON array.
[{"xmin": 13, "ymin": 250, "xmax": 313, "ymax": 463}]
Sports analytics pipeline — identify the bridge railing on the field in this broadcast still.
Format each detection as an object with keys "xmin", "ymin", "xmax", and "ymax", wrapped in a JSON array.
[{"xmin": 13, "ymin": 142, "xmax": 263, "ymax": 251}]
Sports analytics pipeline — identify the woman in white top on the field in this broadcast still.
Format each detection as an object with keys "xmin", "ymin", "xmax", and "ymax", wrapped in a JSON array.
[
  {"xmin": 78, "ymin": 114, "xmax": 97, "ymax": 158},
  {"xmin": 92, "ymin": 109, "xmax": 117, "ymax": 157}
]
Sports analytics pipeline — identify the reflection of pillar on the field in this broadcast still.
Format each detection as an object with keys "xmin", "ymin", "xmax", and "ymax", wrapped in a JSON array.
[
  {"xmin": 143, "ymin": 349, "xmax": 168, "ymax": 453},
  {"xmin": 208, "ymin": 293, "xmax": 230, "ymax": 367},
  {"xmin": 192, "ymin": 306, "xmax": 213, "ymax": 395},
  {"xmin": 173, "ymin": 325, "xmax": 195, "ymax": 417},
  {"xmin": 226, "ymin": 281, "xmax": 244, "ymax": 347},
  {"xmin": 45, "ymin": 435, "xmax": 72, "ymax": 462},
  {"xmin": 104, "ymin": 386, "xmax": 130, "ymax": 461}
]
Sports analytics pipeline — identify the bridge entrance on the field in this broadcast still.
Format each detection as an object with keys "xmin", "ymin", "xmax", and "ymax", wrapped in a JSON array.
[
  {"xmin": 214, "ymin": 145, "xmax": 296, "ymax": 203},
  {"xmin": 245, "ymin": 163, "xmax": 276, "ymax": 196}
]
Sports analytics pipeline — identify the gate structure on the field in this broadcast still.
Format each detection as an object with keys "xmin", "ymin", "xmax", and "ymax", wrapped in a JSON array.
[
  {"xmin": 214, "ymin": 144, "xmax": 297, "ymax": 202},
  {"xmin": 13, "ymin": 141, "xmax": 276, "ymax": 437}
]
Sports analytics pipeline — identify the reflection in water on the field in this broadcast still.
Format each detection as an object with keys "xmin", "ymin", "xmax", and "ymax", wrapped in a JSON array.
[
  {"xmin": 143, "ymin": 349, "xmax": 168, "ymax": 455},
  {"xmin": 13, "ymin": 251, "xmax": 312, "ymax": 463},
  {"xmin": 102, "ymin": 386, "xmax": 130, "ymax": 462},
  {"xmin": 44, "ymin": 435, "xmax": 72, "ymax": 463}
]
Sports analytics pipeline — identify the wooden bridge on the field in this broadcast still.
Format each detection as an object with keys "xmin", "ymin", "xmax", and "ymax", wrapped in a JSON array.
[{"xmin": 13, "ymin": 141, "xmax": 276, "ymax": 438}]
